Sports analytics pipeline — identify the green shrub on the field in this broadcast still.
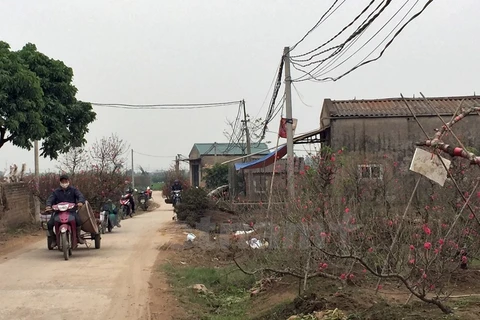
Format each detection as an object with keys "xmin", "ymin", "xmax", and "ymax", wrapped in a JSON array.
[{"xmin": 175, "ymin": 187, "xmax": 209, "ymax": 226}]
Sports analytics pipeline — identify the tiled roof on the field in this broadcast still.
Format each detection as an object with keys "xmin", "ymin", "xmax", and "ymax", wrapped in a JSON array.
[
  {"xmin": 325, "ymin": 95, "xmax": 480, "ymax": 118},
  {"xmin": 193, "ymin": 143, "xmax": 270, "ymax": 156}
]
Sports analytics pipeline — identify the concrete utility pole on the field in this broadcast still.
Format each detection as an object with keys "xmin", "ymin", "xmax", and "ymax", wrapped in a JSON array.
[
  {"xmin": 131, "ymin": 149, "xmax": 135, "ymax": 189},
  {"xmin": 34, "ymin": 140, "xmax": 40, "ymax": 221},
  {"xmin": 34, "ymin": 141, "xmax": 39, "ymax": 179},
  {"xmin": 241, "ymin": 100, "xmax": 253, "ymax": 198},
  {"xmin": 283, "ymin": 47, "xmax": 295, "ymax": 200}
]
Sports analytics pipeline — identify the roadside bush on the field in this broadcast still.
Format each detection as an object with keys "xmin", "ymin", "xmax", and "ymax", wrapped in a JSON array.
[
  {"xmin": 234, "ymin": 146, "xmax": 480, "ymax": 314},
  {"xmin": 27, "ymin": 134, "xmax": 129, "ymax": 211},
  {"xmin": 175, "ymin": 187, "xmax": 209, "ymax": 226},
  {"xmin": 27, "ymin": 170, "xmax": 127, "ymax": 210}
]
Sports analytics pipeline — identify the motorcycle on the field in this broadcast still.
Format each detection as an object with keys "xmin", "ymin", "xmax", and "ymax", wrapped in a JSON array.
[
  {"xmin": 99, "ymin": 209, "xmax": 117, "ymax": 234},
  {"xmin": 172, "ymin": 190, "xmax": 181, "ymax": 207},
  {"xmin": 138, "ymin": 191, "xmax": 149, "ymax": 211},
  {"xmin": 43, "ymin": 202, "xmax": 101, "ymax": 260},
  {"xmin": 120, "ymin": 194, "xmax": 133, "ymax": 219}
]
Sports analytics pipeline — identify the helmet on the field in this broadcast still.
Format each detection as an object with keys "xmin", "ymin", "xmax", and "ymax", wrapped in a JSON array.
[
  {"xmin": 59, "ymin": 174, "xmax": 69, "ymax": 181},
  {"xmin": 174, "ymin": 179, "xmax": 179, "ymax": 184},
  {"xmin": 147, "ymin": 186, "xmax": 150, "ymax": 190}
]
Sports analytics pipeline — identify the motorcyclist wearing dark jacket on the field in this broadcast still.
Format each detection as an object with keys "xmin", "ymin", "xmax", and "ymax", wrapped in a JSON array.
[
  {"xmin": 45, "ymin": 174, "xmax": 86, "ymax": 246},
  {"xmin": 171, "ymin": 179, "xmax": 183, "ymax": 191}
]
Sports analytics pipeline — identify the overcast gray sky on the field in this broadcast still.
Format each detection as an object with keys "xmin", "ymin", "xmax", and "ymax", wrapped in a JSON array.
[{"xmin": 1, "ymin": 0, "xmax": 478, "ymax": 173}]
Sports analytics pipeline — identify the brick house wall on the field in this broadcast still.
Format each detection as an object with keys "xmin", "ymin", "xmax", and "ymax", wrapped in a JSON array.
[{"xmin": 0, "ymin": 182, "xmax": 35, "ymax": 230}]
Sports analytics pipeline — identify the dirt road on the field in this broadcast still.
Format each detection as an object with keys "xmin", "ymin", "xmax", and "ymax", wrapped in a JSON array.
[{"xmin": 0, "ymin": 191, "xmax": 175, "ymax": 320}]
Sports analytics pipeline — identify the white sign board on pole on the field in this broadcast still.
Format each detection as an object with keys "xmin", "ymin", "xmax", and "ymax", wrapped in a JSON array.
[{"xmin": 409, "ymin": 148, "xmax": 451, "ymax": 187}]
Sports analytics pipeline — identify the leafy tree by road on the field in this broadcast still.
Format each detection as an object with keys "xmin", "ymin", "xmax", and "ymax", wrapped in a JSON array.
[
  {"xmin": 0, "ymin": 41, "xmax": 96, "ymax": 159},
  {"xmin": 203, "ymin": 163, "xmax": 229, "ymax": 189}
]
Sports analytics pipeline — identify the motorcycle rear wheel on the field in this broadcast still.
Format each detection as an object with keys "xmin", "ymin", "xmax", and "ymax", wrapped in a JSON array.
[{"xmin": 94, "ymin": 234, "xmax": 101, "ymax": 249}]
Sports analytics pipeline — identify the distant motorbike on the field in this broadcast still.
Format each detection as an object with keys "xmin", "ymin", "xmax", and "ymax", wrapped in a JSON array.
[
  {"xmin": 172, "ymin": 190, "xmax": 181, "ymax": 207},
  {"xmin": 120, "ymin": 194, "xmax": 133, "ymax": 219},
  {"xmin": 138, "ymin": 191, "xmax": 149, "ymax": 211}
]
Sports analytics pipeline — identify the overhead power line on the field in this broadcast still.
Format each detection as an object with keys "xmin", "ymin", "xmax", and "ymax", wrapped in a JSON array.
[
  {"xmin": 258, "ymin": 56, "xmax": 285, "ymax": 142},
  {"xmin": 311, "ymin": 0, "xmax": 433, "ymax": 83},
  {"xmin": 290, "ymin": 0, "xmax": 377, "ymax": 61},
  {"xmin": 289, "ymin": 0, "xmax": 348, "ymax": 53},
  {"xmin": 254, "ymin": 62, "xmax": 282, "ymax": 120},
  {"xmin": 89, "ymin": 100, "xmax": 241, "ymax": 110},
  {"xmin": 287, "ymin": 0, "xmax": 434, "ymax": 83},
  {"xmin": 133, "ymin": 150, "xmax": 176, "ymax": 158},
  {"xmin": 310, "ymin": 0, "xmax": 418, "ymax": 80}
]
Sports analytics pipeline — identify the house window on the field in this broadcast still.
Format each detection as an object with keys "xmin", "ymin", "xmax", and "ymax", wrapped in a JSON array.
[
  {"xmin": 253, "ymin": 177, "xmax": 267, "ymax": 194},
  {"xmin": 358, "ymin": 164, "xmax": 383, "ymax": 180}
]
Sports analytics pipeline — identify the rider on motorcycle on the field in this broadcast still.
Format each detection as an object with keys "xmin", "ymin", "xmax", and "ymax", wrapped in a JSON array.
[
  {"xmin": 171, "ymin": 179, "xmax": 183, "ymax": 204},
  {"xmin": 171, "ymin": 179, "xmax": 183, "ymax": 192},
  {"xmin": 45, "ymin": 174, "xmax": 86, "ymax": 246},
  {"xmin": 125, "ymin": 187, "xmax": 136, "ymax": 214},
  {"xmin": 146, "ymin": 186, "xmax": 152, "ymax": 199},
  {"xmin": 102, "ymin": 199, "xmax": 121, "ymax": 227}
]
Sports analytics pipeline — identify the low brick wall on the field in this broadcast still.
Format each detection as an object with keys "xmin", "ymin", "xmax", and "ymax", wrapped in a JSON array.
[{"xmin": 0, "ymin": 182, "xmax": 35, "ymax": 230}]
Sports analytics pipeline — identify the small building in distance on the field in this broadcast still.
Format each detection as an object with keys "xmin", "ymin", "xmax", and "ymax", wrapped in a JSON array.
[{"xmin": 188, "ymin": 142, "xmax": 269, "ymax": 188}]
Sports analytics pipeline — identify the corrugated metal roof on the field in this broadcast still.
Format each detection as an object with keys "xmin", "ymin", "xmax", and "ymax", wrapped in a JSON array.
[
  {"xmin": 326, "ymin": 96, "xmax": 480, "ymax": 118},
  {"xmin": 193, "ymin": 143, "xmax": 270, "ymax": 156}
]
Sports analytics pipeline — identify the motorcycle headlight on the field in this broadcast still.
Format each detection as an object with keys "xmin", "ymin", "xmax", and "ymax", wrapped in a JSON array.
[{"xmin": 57, "ymin": 204, "xmax": 69, "ymax": 211}]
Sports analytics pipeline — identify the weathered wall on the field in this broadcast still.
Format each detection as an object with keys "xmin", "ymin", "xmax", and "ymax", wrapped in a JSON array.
[
  {"xmin": 0, "ymin": 182, "xmax": 35, "ymax": 230},
  {"xmin": 191, "ymin": 155, "xmax": 265, "ymax": 188},
  {"xmin": 329, "ymin": 115, "xmax": 479, "ymax": 161},
  {"xmin": 241, "ymin": 158, "xmax": 306, "ymax": 201}
]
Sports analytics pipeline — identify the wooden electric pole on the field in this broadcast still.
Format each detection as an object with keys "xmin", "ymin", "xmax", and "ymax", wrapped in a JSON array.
[
  {"xmin": 175, "ymin": 155, "xmax": 180, "ymax": 175},
  {"xmin": 131, "ymin": 149, "xmax": 135, "ymax": 189},
  {"xmin": 283, "ymin": 47, "xmax": 295, "ymax": 200}
]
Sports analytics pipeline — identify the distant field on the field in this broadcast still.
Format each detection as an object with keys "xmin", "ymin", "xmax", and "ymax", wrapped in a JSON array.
[{"xmin": 151, "ymin": 182, "xmax": 164, "ymax": 191}]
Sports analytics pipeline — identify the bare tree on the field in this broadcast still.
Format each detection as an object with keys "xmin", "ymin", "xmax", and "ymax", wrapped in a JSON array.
[
  {"xmin": 90, "ymin": 134, "xmax": 129, "ymax": 174},
  {"xmin": 57, "ymin": 147, "xmax": 89, "ymax": 176}
]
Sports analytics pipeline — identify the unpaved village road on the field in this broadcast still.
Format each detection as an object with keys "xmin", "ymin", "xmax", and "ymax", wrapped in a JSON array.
[{"xmin": 0, "ymin": 192, "xmax": 175, "ymax": 320}]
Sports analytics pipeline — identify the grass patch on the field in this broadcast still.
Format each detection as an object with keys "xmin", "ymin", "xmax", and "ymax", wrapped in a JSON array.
[
  {"xmin": 162, "ymin": 264, "xmax": 256, "ymax": 320},
  {"xmin": 469, "ymin": 259, "xmax": 480, "ymax": 268},
  {"xmin": 452, "ymin": 296, "xmax": 480, "ymax": 309},
  {"xmin": 151, "ymin": 182, "xmax": 164, "ymax": 191}
]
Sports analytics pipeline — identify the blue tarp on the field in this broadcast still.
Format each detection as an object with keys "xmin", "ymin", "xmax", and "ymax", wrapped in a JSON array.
[{"xmin": 234, "ymin": 145, "xmax": 287, "ymax": 171}]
